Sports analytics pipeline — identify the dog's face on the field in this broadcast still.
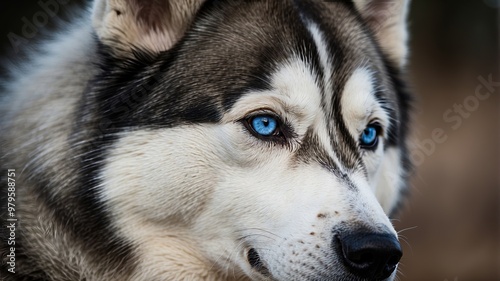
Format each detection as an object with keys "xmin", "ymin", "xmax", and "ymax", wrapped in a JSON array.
[{"xmin": 89, "ymin": 0, "xmax": 411, "ymax": 280}]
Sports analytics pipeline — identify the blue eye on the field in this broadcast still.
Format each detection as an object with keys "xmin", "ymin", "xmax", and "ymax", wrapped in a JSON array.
[
  {"xmin": 360, "ymin": 124, "xmax": 380, "ymax": 149},
  {"xmin": 250, "ymin": 115, "xmax": 278, "ymax": 136}
]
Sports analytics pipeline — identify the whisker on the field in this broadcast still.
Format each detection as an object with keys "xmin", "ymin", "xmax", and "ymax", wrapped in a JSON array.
[
  {"xmin": 237, "ymin": 233, "xmax": 277, "ymax": 243},
  {"xmin": 397, "ymin": 225, "xmax": 418, "ymax": 234},
  {"xmin": 207, "ymin": 238, "xmax": 247, "ymax": 278},
  {"xmin": 236, "ymin": 228, "xmax": 283, "ymax": 240},
  {"xmin": 398, "ymin": 235, "xmax": 414, "ymax": 256}
]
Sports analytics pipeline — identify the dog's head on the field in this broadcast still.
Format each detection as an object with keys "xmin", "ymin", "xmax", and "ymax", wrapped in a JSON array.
[{"xmin": 89, "ymin": 0, "xmax": 411, "ymax": 280}]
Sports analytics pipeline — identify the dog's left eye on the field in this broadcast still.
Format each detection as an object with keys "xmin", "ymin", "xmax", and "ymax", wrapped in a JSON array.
[
  {"xmin": 250, "ymin": 115, "xmax": 278, "ymax": 136},
  {"xmin": 360, "ymin": 123, "xmax": 381, "ymax": 150}
]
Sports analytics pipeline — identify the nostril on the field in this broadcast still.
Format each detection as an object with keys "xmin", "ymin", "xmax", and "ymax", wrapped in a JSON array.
[
  {"xmin": 387, "ymin": 254, "xmax": 400, "ymax": 268},
  {"xmin": 337, "ymin": 232, "xmax": 402, "ymax": 280},
  {"xmin": 349, "ymin": 249, "xmax": 375, "ymax": 266}
]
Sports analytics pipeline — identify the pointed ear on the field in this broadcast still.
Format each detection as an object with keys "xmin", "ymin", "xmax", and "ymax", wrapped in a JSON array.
[
  {"xmin": 353, "ymin": 0, "xmax": 411, "ymax": 67},
  {"xmin": 92, "ymin": 0, "xmax": 204, "ymax": 55}
]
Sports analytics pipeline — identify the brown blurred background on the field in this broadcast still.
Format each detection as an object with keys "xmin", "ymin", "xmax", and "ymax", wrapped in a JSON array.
[
  {"xmin": 0, "ymin": 1, "xmax": 498, "ymax": 281},
  {"xmin": 396, "ymin": 1, "xmax": 499, "ymax": 281}
]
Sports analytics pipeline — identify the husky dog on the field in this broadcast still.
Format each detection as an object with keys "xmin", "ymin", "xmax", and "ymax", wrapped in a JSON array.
[{"xmin": 0, "ymin": 0, "xmax": 412, "ymax": 280}]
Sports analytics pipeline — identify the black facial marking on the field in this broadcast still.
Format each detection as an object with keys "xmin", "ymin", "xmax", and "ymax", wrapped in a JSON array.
[
  {"xmin": 295, "ymin": 129, "xmax": 340, "ymax": 174},
  {"xmin": 294, "ymin": 1, "xmax": 366, "ymax": 171}
]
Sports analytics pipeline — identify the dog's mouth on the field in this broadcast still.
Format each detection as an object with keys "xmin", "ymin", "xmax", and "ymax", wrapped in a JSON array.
[{"xmin": 247, "ymin": 248, "xmax": 271, "ymax": 276}]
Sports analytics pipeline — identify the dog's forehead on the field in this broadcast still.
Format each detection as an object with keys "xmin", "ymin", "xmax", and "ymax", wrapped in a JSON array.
[
  {"xmin": 176, "ymin": 0, "xmax": 391, "ymax": 107},
  {"xmin": 197, "ymin": 0, "xmax": 381, "ymax": 68}
]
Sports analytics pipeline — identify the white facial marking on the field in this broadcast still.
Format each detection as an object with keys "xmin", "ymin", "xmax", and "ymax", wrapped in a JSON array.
[
  {"xmin": 374, "ymin": 147, "xmax": 404, "ymax": 213},
  {"xmin": 341, "ymin": 67, "xmax": 390, "ymax": 139}
]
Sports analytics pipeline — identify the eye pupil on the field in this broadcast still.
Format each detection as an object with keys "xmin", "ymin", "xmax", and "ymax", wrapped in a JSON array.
[{"xmin": 251, "ymin": 115, "xmax": 278, "ymax": 136}]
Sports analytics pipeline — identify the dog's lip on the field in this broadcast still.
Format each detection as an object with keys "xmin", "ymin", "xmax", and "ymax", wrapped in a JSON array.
[
  {"xmin": 243, "ymin": 247, "xmax": 395, "ymax": 281},
  {"xmin": 246, "ymin": 248, "xmax": 271, "ymax": 277}
]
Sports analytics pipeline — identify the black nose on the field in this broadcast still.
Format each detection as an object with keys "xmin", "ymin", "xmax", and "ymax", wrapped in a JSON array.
[{"xmin": 338, "ymin": 232, "xmax": 402, "ymax": 280}]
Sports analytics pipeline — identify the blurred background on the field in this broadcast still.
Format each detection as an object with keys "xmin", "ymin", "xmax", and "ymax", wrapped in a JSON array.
[
  {"xmin": 0, "ymin": 1, "xmax": 498, "ymax": 281},
  {"xmin": 397, "ymin": 1, "xmax": 499, "ymax": 281}
]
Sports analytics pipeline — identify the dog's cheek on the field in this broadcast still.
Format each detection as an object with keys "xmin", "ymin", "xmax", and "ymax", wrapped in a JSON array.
[
  {"xmin": 374, "ymin": 147, "xmax": 404, "ymax": 214},
  {"xmin": 100, "ymin": 127, "xmax": 223, "ymax": 226}
]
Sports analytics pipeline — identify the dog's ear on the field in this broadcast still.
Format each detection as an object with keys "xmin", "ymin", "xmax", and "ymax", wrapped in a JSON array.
[
  {"xmin": 92, "ymin": 0, "xmax": 204, "ymax": 55},
  {"xmin": 353, "ymin": 0, "xmax": 411, "ymax": 66}
]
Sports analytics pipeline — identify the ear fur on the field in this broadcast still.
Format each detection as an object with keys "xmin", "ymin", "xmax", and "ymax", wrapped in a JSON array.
[
  {"xmin": 353, "ymin": 0, "xmax": 411, "ymax": 66},
  {"xmin": 92, "ymin": 0, "xmax": 204, "ymax": 55}
]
